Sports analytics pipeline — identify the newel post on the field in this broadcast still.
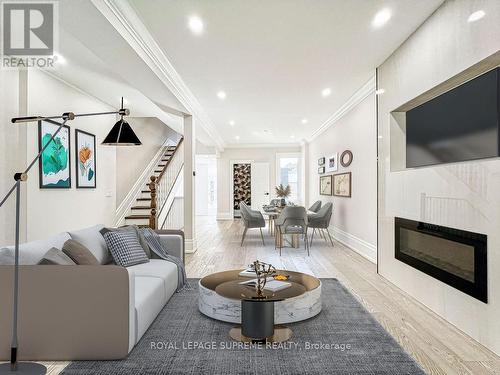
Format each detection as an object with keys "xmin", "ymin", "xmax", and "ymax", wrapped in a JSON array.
[{"xmin": 149, "ymin": 176, "xmax": 157, "ymax": 229}]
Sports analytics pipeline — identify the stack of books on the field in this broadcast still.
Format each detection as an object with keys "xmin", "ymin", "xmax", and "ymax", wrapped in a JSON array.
[{"xmin": 239, "ymin": 277, "xmax": 292, "ymax": 292}]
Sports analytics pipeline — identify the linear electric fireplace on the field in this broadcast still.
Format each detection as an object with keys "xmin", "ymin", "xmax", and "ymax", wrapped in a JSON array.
[{"xmin": 395, "ymin": 217, "xmax": 487, "ymax": 303}]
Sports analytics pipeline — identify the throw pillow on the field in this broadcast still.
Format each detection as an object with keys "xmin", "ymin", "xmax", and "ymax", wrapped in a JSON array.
[
  {"xmin": 38, "ymin": 247, "xmax": 76, "ymax": 265},
  {"xmin": 62, "ymin": 239, "xmax": 99, "ymax": 265},
  {"xmin": 100, "ymin": 225, "xmax": 151, "ymax": 258},
  {"xmin": 102, "ymin": 230, "xmax": 149, "ymax": 267}
]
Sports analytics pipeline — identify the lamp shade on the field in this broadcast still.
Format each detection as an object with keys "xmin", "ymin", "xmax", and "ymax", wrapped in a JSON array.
[{"xmin": 102, "ymin": 119, "xmax": 142, "ymax": 145}]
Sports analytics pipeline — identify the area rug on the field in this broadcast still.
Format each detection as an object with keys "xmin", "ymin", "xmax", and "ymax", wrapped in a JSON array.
[{"xmin": 62, "ymin": 278, "xmax": 424, "ymax": 375}]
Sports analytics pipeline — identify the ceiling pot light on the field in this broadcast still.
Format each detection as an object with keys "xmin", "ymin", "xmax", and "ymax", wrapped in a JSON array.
[
  {"xmin": 301, "ymin": 118, "xmax": 308, "ymax": 124},
  {"xmin": 217, "ymin": 91, "xmax": 227, "ymax": 100},
  {"xmin": 290, "ymin": 135, "xmax": 296, "ymax": 139},
  {"xmin": 53, "ymin": 53, "xmax": 66, "ymax": 64},
  {"xmin": 235, "ymin": 135, "xmax": 240, "ymax": 140},
  {"xmin": 188, "ymin": 15, "xmax": 204, "ymax": 34},
  {"xmin": 468, "ymin": 10, "xmax": 485, "ymax": 22},
  {"xmin": 321, "ymin": 88, "xmax": 331, "ymax": 97},
  {"xmin": 372, "ymin": 9, "xmax": 392, "ymax": 28},
  {"xmin": 229, "ymin": 120, "xmax": 235, "ymax": 126}
]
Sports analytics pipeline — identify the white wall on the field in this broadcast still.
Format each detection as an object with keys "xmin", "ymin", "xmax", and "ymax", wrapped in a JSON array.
[
  {"xmin": 195, "ymin": 155, "xmax": 217, "ymax": 216},
  {"xmin": 378, "ymin": 0, "xmax": 500, "ymax": 355},
  {"xmin": 216, "ymin": 146, "xmax": 301, "ymax": 219},
  {"xmin": 308, "ymin": 93, "xmax": 377, "ymax": 262},
  {"xmin": 25, "ymin": 70, "xmax": 117, "ymax": 241},
  {"xmin": 0, "ymin": 70, "xmax": 27, "ymax": 246}
]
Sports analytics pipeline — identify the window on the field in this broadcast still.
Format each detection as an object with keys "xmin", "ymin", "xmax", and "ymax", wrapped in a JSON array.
[{"xmin": 276, "ymin": 153, "xmax": 301, "ymax": 202}]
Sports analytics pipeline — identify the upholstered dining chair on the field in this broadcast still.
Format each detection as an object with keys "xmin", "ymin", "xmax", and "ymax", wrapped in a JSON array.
[
  {"xmin": 308, "ymin": 202, "xmax": 334, "ymax": 246},
  {"xmin": 239, "ymin": 202, "xmax": 266, "ymax": 246},
  {"xmin": 274, "ymin": 206, "xmax": 309, "ymax": 256},
  {"xmin": 308, "ymin": 200, "xmax": 322, "ymax": 213}
]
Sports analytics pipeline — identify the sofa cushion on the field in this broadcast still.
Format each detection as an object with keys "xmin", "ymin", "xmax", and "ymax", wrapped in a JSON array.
[
  {"xmin": 38, "ymin": 247, "xmax": 76, "ymax": 265},
  {"xmin": 62, "ymin": 239, "xmax": 99, "ymax": 265},
  {"xmin": 134, "ymin": 276, "xmax": 166, "ymax": 344},
  {"xmin": 103, "ymin": 231, "xmax": 149, "ymax": 267},
  {"xmin": 100, "ymin": 225, "xmax": 151, "ymax": 258},
  {"xmin": 69, "ymin": 225, "xmax": 110, "ymax": 264},
  {"xmin": 0, "ymin": 232, "xmax": 71, "ymax": 265},
  {"xmin": 127, "ymin": 259, "xmax": 178, "ymax": 301}
]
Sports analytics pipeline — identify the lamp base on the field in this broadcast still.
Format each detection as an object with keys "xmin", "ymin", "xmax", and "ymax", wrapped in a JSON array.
[{"xmin": 0, "ymin": 362, "xmax": 47, "ymax": 374}]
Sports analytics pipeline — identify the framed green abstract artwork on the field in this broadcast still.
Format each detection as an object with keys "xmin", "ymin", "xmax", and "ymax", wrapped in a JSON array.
[
  {"xmin": 38, "ymin": 121, "xmax": 71, "ymax": 189},
  {"xmin": 75, "ymin": 129, "xmax": 96, "ymax": 188}
]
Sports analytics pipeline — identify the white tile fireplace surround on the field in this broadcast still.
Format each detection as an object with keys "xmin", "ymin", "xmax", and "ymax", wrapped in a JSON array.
[{"xmin": 377, "ymin": 0, "xmax": 500, "ymax": 356}]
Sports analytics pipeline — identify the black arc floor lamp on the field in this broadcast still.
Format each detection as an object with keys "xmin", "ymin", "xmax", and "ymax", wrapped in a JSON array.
[{"xmin": 0, "ymin": 98, "xmax": 140, "ymax": 375}]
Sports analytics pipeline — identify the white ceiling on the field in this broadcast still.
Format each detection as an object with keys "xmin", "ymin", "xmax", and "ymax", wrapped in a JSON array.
[{"xmin": 128, "ymin": 0, "xmax": 443, "ymax": 145}]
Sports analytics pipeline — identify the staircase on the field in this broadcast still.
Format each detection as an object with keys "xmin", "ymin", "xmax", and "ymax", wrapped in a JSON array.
[{"xmin": 121, "ymin": 137, "xmax": 184, "ymax": 228}]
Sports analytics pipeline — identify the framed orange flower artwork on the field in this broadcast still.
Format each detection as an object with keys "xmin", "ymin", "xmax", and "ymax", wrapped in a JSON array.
[{"xmin": 75, "ymin": 129, "xmax": 96, "ymax": 188}]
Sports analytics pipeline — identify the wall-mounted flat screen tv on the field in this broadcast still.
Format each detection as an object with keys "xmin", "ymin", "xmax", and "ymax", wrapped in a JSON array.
[{"xmin": 406, "ymin": 67, "xmax": 499, "ymax": 168}]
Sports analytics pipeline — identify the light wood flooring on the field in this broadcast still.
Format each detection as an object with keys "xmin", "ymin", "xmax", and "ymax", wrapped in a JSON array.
[
  {"xmin": 187, "ymin": 216, "xmax": 500, "ymax": 375},
  {"xmin": 22, "ymin": 216, "xmax": 500, "ymax": 374}
]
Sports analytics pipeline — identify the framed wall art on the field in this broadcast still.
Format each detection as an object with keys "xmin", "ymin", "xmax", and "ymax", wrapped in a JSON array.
[
  {"xmin": 75, "ymin": 129, "xmax": 97, "ymax": 188},
  {"xmin": 38, "ymin": 121, "xmax": 71, "ymax": 189},
  {"xmin": 340, "ymin": 150, "xmax": 353, "ymax": 167},
  {"xmin": 318, "ymin": 157, "xmax": 325, "ymax": 166},
  {"xmin": 319, "ymin": 175, "xmax": 332, "ymax": 196},
  {"xmin": 318, "ymin": 166, "xmax": 325, "ymax": 174},
  {"xmin": 333, "ymin": 172, "xmax": 351, "ymax": 197},
  {"xmin": 325, "ymin": 153, "xmax": 338, "ymax": 173}
]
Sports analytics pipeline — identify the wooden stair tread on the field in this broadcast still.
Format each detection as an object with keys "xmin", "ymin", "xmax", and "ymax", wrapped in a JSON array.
[
  {"xmin": 137, "ymin": 198, "xmax": 151, "ymax": 201},
  {"xmin": 125, "ymin": 214, "xmax": 150, "ymax": 220},
  {"xmin": 131, "ymin": 206, "xmax": 151, "ymax": 209},
  {"xmin": 141, "ymin": 190, "xmax": 151, "ymax": 193}
]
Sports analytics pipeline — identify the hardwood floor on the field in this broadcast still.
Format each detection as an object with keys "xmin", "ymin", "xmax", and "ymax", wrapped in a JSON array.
[
  {"xmin": 187, "ymin": 216, "xmax": 500, "ymax": 375},
  {"xmin": 20, "ymin": 216, "xmax": 500, "ymax": 374}
]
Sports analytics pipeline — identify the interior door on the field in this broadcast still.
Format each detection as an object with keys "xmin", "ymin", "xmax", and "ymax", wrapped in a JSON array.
[{"xmin": 251, "ymin": 162, "xmax": 270, "ymax": 211}]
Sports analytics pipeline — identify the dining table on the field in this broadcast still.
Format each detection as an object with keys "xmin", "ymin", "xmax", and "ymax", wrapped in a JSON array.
[{"xmin": 262, "ymin": 205, "xmax": 315, "ymax": 248}]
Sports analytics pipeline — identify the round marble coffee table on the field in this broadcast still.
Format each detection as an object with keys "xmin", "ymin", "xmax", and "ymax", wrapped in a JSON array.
[{"xmin": 198, "ymin": 270, "xmax": 322, "ymax": 324}]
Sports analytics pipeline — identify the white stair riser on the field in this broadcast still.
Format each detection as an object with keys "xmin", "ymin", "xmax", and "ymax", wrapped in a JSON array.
[
  {"xmin": 130, "ymin": 208, "xmax": 151, "ymax": 216},
  {"xmin": 124, "ymin": 218, "xmax": 150, "ymax": 225}
]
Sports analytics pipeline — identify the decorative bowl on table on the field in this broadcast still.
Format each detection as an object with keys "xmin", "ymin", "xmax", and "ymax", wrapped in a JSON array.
[{"xmin": 273, "ymin": 274, "xmax": 290, "ymax": 281}]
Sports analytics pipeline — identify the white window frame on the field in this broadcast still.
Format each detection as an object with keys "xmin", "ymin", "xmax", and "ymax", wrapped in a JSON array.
[{"xmin": 275, "ymin": 152, "xmax": 302, "ymax": 204}]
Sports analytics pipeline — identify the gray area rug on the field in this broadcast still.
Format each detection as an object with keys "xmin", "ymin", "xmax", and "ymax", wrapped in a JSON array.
[{"xmin": 62, "ymin": 278, "xmax": 424, "ymax": 375}]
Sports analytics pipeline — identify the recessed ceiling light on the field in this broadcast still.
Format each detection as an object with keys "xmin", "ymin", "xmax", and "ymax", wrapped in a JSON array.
[
  {"xmin": 372, "ymin": 9, "xmax": 392, "ymax": 28},
  {"xmin": 217, "ymin": 91, "xmax": 227, "ymax": 100},
  {"xmin": 468, "ymin": 10, "xmax": 485, "ymax": 23},
  {"xmin": 229, "ymin": 120, "xmax": 235, "ymax": 126},
  {"xmin": 321, "ymin": 88, "xmax": 331, "ymax": 97},
  {"xmin": 375, "ymin": 89, "xmax": 385, "ymax": 95},
  {"xmin": 290, "ymin": 135, "xmax": 296, "ymax": 139},
  {"xmin": 301, "ymin": 118, "xmax": 308, "ymax": 124},
  {"xmin": 188, "ymin": 15, "xmax": 204, "ymax": 34},
  {"xmin": 378, "ymin": 135, "xmax": 383, "ymax": 139},
  {"xmin": 54, "ymin": 53, "xmax": 66, "ymax": 64},
  {"xmin": 235, "ymin": 135, "xmax": 240, "ymax": 140}
]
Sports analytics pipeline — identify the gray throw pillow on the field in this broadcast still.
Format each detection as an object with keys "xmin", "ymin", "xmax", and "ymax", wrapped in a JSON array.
[
  {"xmin": 38, "ymin": 247, "xmax": 76, "ymax": 265},
  {"xmin": 102, "ymin": 230, "xmax": 149, "ymax": 267},
  {"xmin": 62, "ymin": 239, "xmax": 99, "ymax": 265},
  {"xmin": 100, "ymin": 225, "xmax": 151, "ymax": 258}
]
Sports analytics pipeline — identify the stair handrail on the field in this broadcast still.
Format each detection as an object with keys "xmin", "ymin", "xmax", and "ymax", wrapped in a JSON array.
[{"xmin": 148, "ymin": 137, "xmax": 184, "ymax": 229}]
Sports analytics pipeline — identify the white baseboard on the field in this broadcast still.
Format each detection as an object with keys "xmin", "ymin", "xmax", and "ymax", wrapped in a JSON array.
[
  {"xmin": 216, "ymin": 212, "xmax": 233, "ymax": 221},
  {"xmin": 330, "ymin": 226, "xmax": 377, "ymax": 264},
  {"xmin": 185, "ymin": 238, "xmax": 198, "ymax": 254}
]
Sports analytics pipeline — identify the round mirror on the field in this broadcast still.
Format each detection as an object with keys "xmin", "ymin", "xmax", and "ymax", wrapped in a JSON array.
[{"xmin": 340, "ymin": 150, "xmax": 353, "ymax": 167}]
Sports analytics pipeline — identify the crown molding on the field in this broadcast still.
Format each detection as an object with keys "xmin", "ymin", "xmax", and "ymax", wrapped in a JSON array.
[
  {"xmin": 91, "ymin": 0, "xmax": 226, "ymax": 151},
  {"xmin": 307, "ymin": 75, "xmax": 376, "ymax": 142}
]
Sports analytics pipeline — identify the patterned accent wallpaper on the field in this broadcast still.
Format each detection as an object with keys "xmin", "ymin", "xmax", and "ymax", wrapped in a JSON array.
[{"xmin": 233, "ymin": 163, "xmax": 251, "ymax": 210}]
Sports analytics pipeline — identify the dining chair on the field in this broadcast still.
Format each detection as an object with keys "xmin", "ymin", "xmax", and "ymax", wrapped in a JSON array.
[
  {"xmin": 308, "ymin": 202, "xmax": 334, "ymax": 246},
  {"xmin": 239, "ymin": 202, "xmax": 266, "ymax": 246},
  {"xmin": 274, "ymin": 206, "xmax": 309, "ymax": 256},
  {"xmin": 308, "ymin": 200, "xmax": 322, "ymax": 213}
]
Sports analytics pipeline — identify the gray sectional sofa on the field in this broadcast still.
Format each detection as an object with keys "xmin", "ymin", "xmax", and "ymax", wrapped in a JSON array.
[{"xmin": 0, "ymin": 225, "xmax": 184, "ymax": 360}]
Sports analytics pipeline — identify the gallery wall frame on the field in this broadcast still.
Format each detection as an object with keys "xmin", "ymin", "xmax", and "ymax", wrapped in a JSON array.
[
  {"xmin": 38, "ymin": 121, "xmax": 71, "ymax": 189},
  {"xmin": 319, "ymin": 175, "xmax": 332, "ymax": 196},
  {"xmin": 333, "ymin": 172, "xmax": 352, "ymax": 197},
  {"xmin": 75, "ymin": 129, "xmax": 97, "ymax": 188}
]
